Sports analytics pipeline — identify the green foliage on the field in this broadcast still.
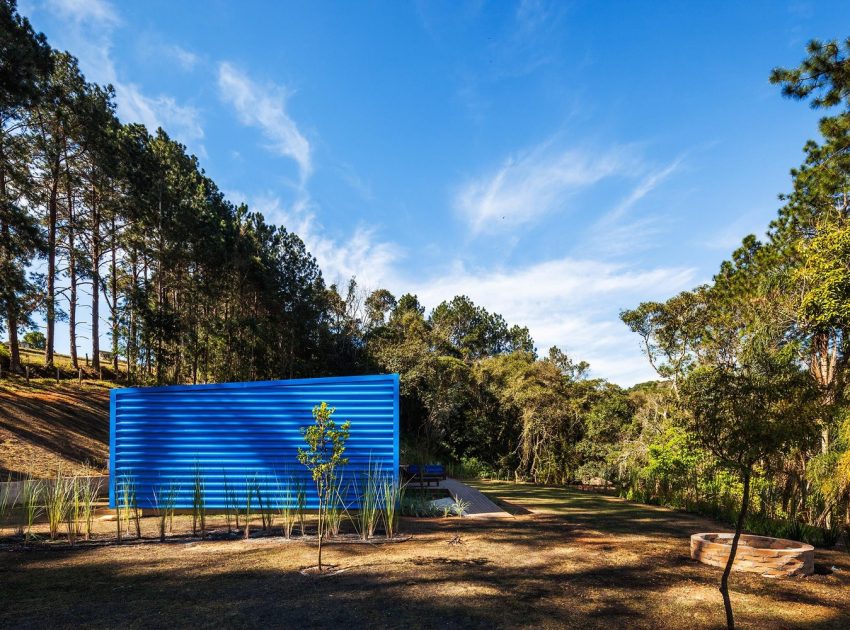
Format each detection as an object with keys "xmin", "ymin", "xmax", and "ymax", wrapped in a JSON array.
[
  {"xmin": 22, "ymin": 330, "xmax": 44, "ymax": 349},
  {"xmin": 298, "ymin": 402, "xmax": 350, "ymax": 570}
]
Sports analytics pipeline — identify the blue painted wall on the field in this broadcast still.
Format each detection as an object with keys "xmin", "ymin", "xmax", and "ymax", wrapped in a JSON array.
[{"xmin": 109, "ymin": 374, "xmax": 399, "ymax": 509}]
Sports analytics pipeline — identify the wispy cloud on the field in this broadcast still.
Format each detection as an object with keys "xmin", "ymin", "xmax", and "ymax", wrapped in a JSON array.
[
  {"xmin": 455, "ymin": 139, "xmax": 637, "ymax": 234},
  {"xmin": 244, "ymin": 193, "xmax": 402, "ymax": 290},
  {"xmin": 217, "ymin": 62, "xmax": 312, "ymax": 182},
  {"xmin": 166, "ymin": 44, "xmax": 199, "ymax": 71},
  {"xmin": 38, "ymin": 0, "xmax": 205, "ymax": 151},
  {"xmin": 45, "ymin": 0, "xmax": 119, "ymax": 26},
  {"xmin": 581, "ymin": 155, "xmax": 685, "ymax": 257}
]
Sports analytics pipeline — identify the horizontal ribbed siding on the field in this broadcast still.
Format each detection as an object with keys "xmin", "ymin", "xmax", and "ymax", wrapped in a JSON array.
[{"xmin": 109, "ymin": 374, "xmax": 399, "ymax": 509}]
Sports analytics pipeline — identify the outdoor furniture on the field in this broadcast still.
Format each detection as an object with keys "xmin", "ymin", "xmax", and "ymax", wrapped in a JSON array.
[{"xmin": 402, "ymin": 464, "xmax": 446, "ymax": 486}]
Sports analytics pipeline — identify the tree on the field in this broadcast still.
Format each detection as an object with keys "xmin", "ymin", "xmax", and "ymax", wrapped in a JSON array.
[
  {"xmin": 298, "ymin": 402, "xmax": 350, "ymax": 572},
  {"xmin": 0, "ymin": 0, "xmax": 51, "ymax": 372},
  {"xmin": 681, "ymin": 342, "xmax": 816, "ymax": 630},
  {"xmin": 22, "ymin": 329, "xmax": 44, "ymax": 349}
]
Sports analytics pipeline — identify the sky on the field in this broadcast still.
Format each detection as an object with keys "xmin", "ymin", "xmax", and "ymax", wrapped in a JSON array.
[{"xmin": 18, "ymin": 0, "xmax": 850, "ymax": 385}]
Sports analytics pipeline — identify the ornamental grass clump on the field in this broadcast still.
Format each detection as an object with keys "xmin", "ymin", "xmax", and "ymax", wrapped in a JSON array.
[
  {"xmin": 295, "ymin": 478, "xmax": 307, "ymax": 536},
  {"xmin": 119, "ymin": 474, "xmax": 141, "ymax": 539},
  {"xmin": 380, "ymin": 474, "xmax": 405, "ymax": 539},
  {"xmin": 191, "ymin": 462, "xmax": 206, "ymax": 538},
  {"xmin": 152, "ymin": 481, "xmax": 179, "ymax": 542},
  {"xmin": 277, "ymin": 475, "xmax": 297, "ymax": 539},
  {"xmin": 254, "ymin": 478, "xmax": 273, "ymax": 531},
  {"xmin": 0, "ymin": 475, "xmax": 15, "ymax": 532},
  {"xmin": 80, "ymin": 478, "xmax": 101, "ymax": 541},
  {"xmin": 21, "ymin": 476, "xmax": 42, "ymax": 543},
  {"xmin": 324, "ymin": 474, "xmax": 347, "ymax": 538},
  {"xmin": 223, "ymin": 472, "xmax": 238, "ymax": 533},
  {"xmin": 355, "ymin": 459, "xmax": 381, "ymax": 540},
  {"xmin": 44, "ymin": 472, "xmax": 72, "ymax": 541},
  {"xmin": 243, "ymin": 475, "xmax": 255, "ymax": 539}
]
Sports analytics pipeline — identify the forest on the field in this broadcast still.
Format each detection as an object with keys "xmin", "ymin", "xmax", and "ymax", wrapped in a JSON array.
[{"xmin": 2, "ymin": 0, "xmax": 849, "ymax": 542}]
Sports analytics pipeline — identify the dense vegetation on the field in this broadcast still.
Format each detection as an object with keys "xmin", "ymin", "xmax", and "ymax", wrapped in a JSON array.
[{"xmin": 2, "ymin": 1, "xmax": 849, "ymax": 541}]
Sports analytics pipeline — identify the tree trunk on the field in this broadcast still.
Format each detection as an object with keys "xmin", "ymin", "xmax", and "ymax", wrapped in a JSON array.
[
  {"xmin": 720, "ymin": 468, "xmax": 751, "ymax": 630},
  {"xmin": 90, "ymin": 187, "xmax": 101, "ymax": 373},
  {"xmin": 44, "ymin": 165, "xmax": 59, "ymax": 367},
  {"xmin": 0, "ymin": 161, "xmax": 22, "ymax": 373},
  {"xmin": 110, "ymin": 214, "xmax": 119, "ymax": 373},
  {"xmin": 65, "ymin": 175, "xmax": 78, "ymax": 369}
]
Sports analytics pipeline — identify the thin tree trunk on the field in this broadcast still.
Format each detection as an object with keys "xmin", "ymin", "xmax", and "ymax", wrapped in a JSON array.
[
  {"xmin": 1, "ymin": 157, "xmax": 22, "ymax": 373},
  {"xmin": 110, "ymin": 214, "xmax": 119, "ymax": 372},
  {"xmin": 44, "ymin": 164, "xmax": 59, "ymax": 366},
  {"xmin": 65, "ymin": 172, "xmax": 78, "ymax": 369},
  {"xmin": 90, "ymin": 185, "xmax": 101, "ymax": 372},
  {"xmin": 720, "ymin": 468, "xmax": 751, "ymax": 630}
]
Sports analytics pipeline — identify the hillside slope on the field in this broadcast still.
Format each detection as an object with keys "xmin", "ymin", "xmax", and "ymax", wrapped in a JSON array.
[{"xmin": 0, "ymin": 380, "xmax": 112, "ymax": 480}]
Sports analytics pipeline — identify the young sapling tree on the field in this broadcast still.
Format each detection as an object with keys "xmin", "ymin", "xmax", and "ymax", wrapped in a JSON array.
[
  {"xmin": 298, "ymin": 402, "xmax": 350, "ymax": 572},
  {"xmin": 681, "ymin": 342, "xmax": 816, "ymax": 630}
]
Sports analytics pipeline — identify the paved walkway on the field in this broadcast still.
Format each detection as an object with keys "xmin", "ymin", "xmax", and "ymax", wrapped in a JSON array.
[{"xmin": 437, "ymin": 478, "xmax": 512, "ymax": 519}]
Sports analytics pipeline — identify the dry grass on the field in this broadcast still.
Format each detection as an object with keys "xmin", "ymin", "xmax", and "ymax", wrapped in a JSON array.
[
  {"xmin": 1, "ymin": 481, "xmax": 847, "ymax": 629},
  {"xmin": 0, "ymin": 380, "xmax": 112, "ymax": 479}
]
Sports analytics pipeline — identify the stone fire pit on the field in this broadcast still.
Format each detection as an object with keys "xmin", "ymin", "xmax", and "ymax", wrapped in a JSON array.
[{"xmin": 690, "ymin": 533, "xmax": 814, "ymax": 578}]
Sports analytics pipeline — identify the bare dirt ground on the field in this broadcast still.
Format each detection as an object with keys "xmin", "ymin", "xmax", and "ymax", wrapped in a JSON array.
[
  {"xmin": 1, "ymin": 481, "xmax": 847, "ymax": 629},
  {"xmin": 0, "ymin": 379, "xmax": 111, "ymax": 479}
]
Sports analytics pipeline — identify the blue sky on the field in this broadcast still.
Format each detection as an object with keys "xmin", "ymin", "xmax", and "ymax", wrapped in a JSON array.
[{"xmin": 21, "ymin": 0, "xmax": 850, "ymax": 385}]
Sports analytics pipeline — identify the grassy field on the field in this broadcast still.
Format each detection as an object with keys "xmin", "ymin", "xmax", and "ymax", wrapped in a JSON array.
[{"xmin": 1, "ymin": 481, "xmax": 847, "ymax": 629}]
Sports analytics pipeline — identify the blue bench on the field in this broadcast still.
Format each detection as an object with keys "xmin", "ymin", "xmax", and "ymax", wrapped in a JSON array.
[{"xmin": 402, "ymin": 464, "xmax": 446, "ymax": 486}]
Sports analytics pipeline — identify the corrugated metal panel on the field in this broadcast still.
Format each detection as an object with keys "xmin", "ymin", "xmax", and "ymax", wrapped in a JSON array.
[{"xmin": 109, "ymin": 374, "xmax": 399, "ymax": 509}]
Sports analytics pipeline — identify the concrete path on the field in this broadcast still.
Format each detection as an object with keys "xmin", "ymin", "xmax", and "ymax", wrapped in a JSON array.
[{"xmin": 437, "ymin": 478, "xmax": 512, "ymax": 519}]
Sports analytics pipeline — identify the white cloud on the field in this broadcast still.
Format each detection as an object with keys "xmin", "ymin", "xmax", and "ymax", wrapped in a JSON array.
[
  {"xmin": 38, "ymin": 0, "xmax": 205, "ymax": 151},
  {"xmin": 217, "ymin": 62, "xmax": 312, "ymax": 182},
  {"xmin": 45, "ymin": 0, "xmax": 119, "ymax": 25},
  {"xmin": 227, "ymin": 191, "xmax": 690, "ymax": 386},
  {"xmin": 581, "ymin": 156, "xmax": 684, "ymax": 257},
  {"xmin": 409, "ymin": 257, "xmax": 697, "ymax": 386},
  {"xmin": 455, "ymin": 140, "xmax": 637, "ymax": 234},
  {"xmin": 245, "ymin": 193, "xmax": 402, "ymax": 291},
  {"xmin": 167, "ymin": 44, "xmax": 199, "ymax": 71},
  {"xmin": 120, "ymin": 85, "xmax": 204, "ymax": 149}
]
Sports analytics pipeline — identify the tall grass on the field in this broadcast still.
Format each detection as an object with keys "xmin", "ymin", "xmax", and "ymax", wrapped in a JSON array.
[
  {"xmin": 243, "ymin": 475, "xmax": 255, "ymax": 539},
  {"xmin": 355, "ymin": 460, "xmax": 382, "ymax": 540},
  {"xmin": 119, "ymin": 474, "xmax": 141, "ymax": 538},
  {"xmin": 80, "ymin": 477, "xmax": 102, "ymax": 540},
  {"xmin": 152, "ymin": 481, "xmax": 180, "ymax": 542},
  {"xmin": 277, "ymin": 475, "xmax": 297, "ymax": 539},
  {"xmin": 381, "ymin": 475, "xmax": 405, "ymax": 539},
  {"xmin": 0, "ymin": 475, "xmax": 16, "ymax": 532},
  {"xmin": 254, "ymin": 478, "xmax": 273, "ymax": 531},
  {"xmin": 325, "ymin": 474, "xmax": 347, "ymax": 538},
  {"xmin": 44, "ymin": 473, "xmax": 72, "ymax": 541},
  {"xmin": 295, "ymin": 478, "xmax": 307, "ymax": 536},
  {"xmin": 223, "ymin": 472, "xmax": 237, "ymax": 533},
  {"xmin": 191, "ymin": 462, "xmax": 206, "ymax": 538},
  {"xmin": 21, "ymin": 476, "xmax": 42, "ymax": 543},
  {"xmin": 67, "ymin": 477, "xmax": 81, "ymax": 544}
]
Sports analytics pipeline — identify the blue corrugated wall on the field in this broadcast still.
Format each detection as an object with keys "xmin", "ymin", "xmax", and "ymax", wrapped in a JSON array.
[{"xmin": 109, "ymin": 374, "xmax": 399, "ymax": 509}]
